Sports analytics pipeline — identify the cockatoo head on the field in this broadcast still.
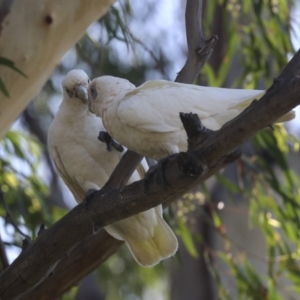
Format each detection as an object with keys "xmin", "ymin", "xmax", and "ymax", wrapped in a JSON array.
[
  {"xmin": 62, "ymin": 69, "xmax": 90, "ymax": 105},
  {"xmin": 88, "ymin": 76, "xmax": 135, "ymax": 117}
]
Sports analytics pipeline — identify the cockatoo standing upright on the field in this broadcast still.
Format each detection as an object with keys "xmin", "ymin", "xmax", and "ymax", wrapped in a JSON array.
[
  {"xmin": 48, "ymin": 70, "xmax": 178, "ymax": 267},
  {"xmin": 88, "ymin": 76, "xmax": 295, "ymax": 160}
]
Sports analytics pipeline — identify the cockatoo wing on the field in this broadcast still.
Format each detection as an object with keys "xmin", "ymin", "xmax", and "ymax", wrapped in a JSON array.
[
  {"xmin": 51, "ymin": 146, "xmax": 86, "ymax": 202},
  {"xmin": 117, "ymin": 80, "xmax": 265, "ymax": 132}
]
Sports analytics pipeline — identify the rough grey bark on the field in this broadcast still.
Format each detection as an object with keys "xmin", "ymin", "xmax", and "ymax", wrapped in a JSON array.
[{"xmin": 16, "ymin": 231, "xmax": 122, "ymax": 300}]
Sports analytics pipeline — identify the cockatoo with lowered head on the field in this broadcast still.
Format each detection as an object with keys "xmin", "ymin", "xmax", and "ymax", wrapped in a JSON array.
[
  {"xmin": 88, "ymin": 76, "xmax": 295, "ymax": 160},
  {"xmin": 48, "ymin": 70, "xmax": 178, "ymax": 267}
]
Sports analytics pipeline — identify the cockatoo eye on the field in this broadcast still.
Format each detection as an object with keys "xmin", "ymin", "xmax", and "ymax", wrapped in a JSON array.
[
  {"xmin": 90, "ymin": 86, "xmax": 98, "ymax": 100},
  {"xmin": 88, "ymin": 79, "xmax": 91, "ymax": 84},
  {"xmin": 65, "ymin": 87, "xmax": 73, "ymax": 98}
]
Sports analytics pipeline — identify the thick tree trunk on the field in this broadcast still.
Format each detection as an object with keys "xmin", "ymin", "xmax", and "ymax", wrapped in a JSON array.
[{"xmin": 0, "ymin": 0, "xmax": 115, "ymax": 138}]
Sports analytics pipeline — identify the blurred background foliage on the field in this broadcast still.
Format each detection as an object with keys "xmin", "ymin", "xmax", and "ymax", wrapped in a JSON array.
[{"xmin": 1, "ymin": 0, "xmax": 300, "ymax": 299}]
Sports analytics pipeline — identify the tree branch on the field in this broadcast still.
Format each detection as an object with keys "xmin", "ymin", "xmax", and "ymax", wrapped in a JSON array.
[
  {"xmin": 0, "ymin": 232, "xmax": 9, "ymax": 271},
  {"xmin": 102, "ymin": 150, "xmax": 143, "ymax": 189},
  {"xmin": 16, "ymin": 156, "xmax": 236, "ymax": 300},
  {"xmin": 16, "ymin": 156, "xmax": 237, "ymax": 300},
  {"xmin": 175, "ymin": 0, "xmax": 218, "ymax": 83},
  {"xmin": 2, "ymin": 48, "xmax": 300, "ymax": 299},
  {"xmin": 16, "ymin": 230, "xmax": 122, "ymax": 300},
  {"xmin": 276, "ymin": 49, "xmax": 300, "ymax": 78}
]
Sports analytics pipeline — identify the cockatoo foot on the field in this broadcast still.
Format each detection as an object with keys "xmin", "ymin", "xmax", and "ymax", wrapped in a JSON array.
[
  {"xmin": 144, "ymin": 155, "xmax": 176, "ymax": 188},
  {"xmin": 177, "ymin": 152, "xmax": 204, "ymax": 177},
  {"xmin": 83, "ymin": 189, "xmax": 98, "ymax": 208},
  {"xmin": 98, "ymin": 131, "xmax": 124, "ymax": 152}
]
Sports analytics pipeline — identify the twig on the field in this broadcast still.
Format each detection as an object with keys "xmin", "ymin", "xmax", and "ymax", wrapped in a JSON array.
[
  {"xmin": 175, "ymin": 0, "xmax": 218, "ymax": 83},
  {"xmin": 0, "ymin": 232, "xmax": 9, "ymax": 270},
  {"xmin": 0, "ymin": 189, "xmax": 31, "ymax": 241},
  {"xmin": 102, "ymin": 150, "xmax": 143, "ymax": 189},
  {"xmin": 106, "ymin": 7, "xmax": 171, "ymax": 80},
  {"xmin": 124, "ymin": 29, "xmax": 170, "ymax": 80}
]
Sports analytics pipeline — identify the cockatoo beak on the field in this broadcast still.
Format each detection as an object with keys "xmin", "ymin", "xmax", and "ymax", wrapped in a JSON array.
[
  {"xmin": 75, "ymin": 85, "xmax": 88, "ymax": 103},
  {"xmin": 87, "ymin": 92, "xmax": 94, "ymax": 114},
  {"xmin": 88, "ymin": 101, "xmax": 94, "ymax": 114}
]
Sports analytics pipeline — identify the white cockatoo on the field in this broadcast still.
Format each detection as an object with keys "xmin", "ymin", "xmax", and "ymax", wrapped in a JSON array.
[
  {"xmin": 88, "ymin": 76, "xmax": 295, "ymax": 160},
  {"xmin": 48, "ymin": 70, "xmax": 178, "ymax": 267}
]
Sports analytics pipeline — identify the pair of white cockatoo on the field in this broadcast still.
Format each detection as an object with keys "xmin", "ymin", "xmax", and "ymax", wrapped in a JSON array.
[{"xmin": 48, "ymin": 69, "xmax": 295, "ymax": 267}]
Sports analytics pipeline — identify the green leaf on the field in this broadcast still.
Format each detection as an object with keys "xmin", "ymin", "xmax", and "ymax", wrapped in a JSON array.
[
  {"xmin": 211, "ymin": 210, "xmax": 222, "ymax": 228},
  {"xmin": 215, "ymin": 173, "xmax": 241, "ymax": 193},
  {"xmin": 0, "ymin": 57, "xmax": 27, "ymax": 97},
  {"xmin": 175, "ymin": 217, "xmax": 199, "ymax": 258},
  {"xmin": 0, "ymin": 77, "xmax": 9, "ymax": 97},
  {"xmin": 0, "ymin": 56, "xmax": 27, "ymax": 77}
]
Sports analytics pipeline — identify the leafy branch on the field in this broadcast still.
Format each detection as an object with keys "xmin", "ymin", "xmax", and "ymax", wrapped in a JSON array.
[{"xmin": 0, "ymin": 57, "xmax": 27, "ymax": 97}]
